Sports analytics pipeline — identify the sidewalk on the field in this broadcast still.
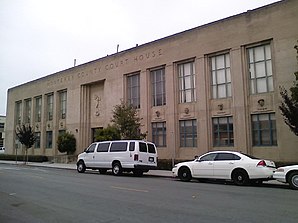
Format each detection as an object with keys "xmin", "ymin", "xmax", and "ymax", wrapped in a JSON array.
[
  {"xmin": 0, "ymin": 160, "xmax": 285, "ymax": 185},
  {"xmin": 0, "ymin": 160, "xmax": 173, "ymax": 178}
]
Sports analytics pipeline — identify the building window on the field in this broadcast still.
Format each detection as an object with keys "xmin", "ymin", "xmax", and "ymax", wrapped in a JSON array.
[
  {"xmin": 35, "ymin": 96, "xmax": 42, "ymax": 122},
  {"xmin": 152, "ymin": 122, "xmax": 166, "ymax": 147},
  {"xmin": 24, "ymin": 99, "xmax": 31, "ymax": 124},
  {"xmin": 180, "ymin": 119, "xmax": 197, "ymax": 147},
  {"xmin": 252, "ymin": 113, "xmax": 277, "ymax": 146},
  {"xmin": 127, "ymin": 73, "xmax": 140, "ymax": 108},
  {"xmin": 248, "ymin": 44, "xmax": 273, "ymax": 94},
  {"xmin": 213, "ymin": 117, "xmax": 234, "ymax": 146},
  {"xmin": 178, "ymin": 61, "xmax": 196, "ymax": 103},
  {"xmin": 151, "ymin": 68, "xmax": 166, "ymax": 106},
  {"xmin": 34, "ymin": 132, "xmax": 41, "ymax": 148},
  {"xmin": 15, "ymin": 101, "xmax": 22, "ymax": 125},
  {"xmin": 46, "ymin": 131, "xmax": 53, "ymax": 148},
  {"xmin": 59, "ymin": 91, "xmax": 67, "ymax": 119},
  {"xmin": 59, "ymin": 130, "xmax": 66, "ymax": 137},
  {"xmin": 47, "ymin": 94, "xmax": 53, "ymax": 121},
  {"xmin": 0, "ymin": 123, "xmax": 5, "ymax": 131},
  {"xmin": 211, "ymin": 53, "xmax": 231, "ymax": 99}
]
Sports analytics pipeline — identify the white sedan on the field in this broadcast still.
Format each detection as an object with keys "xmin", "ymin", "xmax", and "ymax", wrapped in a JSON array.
[
  {"xmin": 172, "ymin": 151, "xmax": 276, "ymax": 186},
  {"xmin": 273, "ymin": 165, "xmax": 298, "ymax": 190}
]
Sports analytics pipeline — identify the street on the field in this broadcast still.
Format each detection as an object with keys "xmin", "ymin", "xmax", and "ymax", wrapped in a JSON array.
[{"xmin": 0, "ymin": 163, "xmax": 297, "ymax": 223}]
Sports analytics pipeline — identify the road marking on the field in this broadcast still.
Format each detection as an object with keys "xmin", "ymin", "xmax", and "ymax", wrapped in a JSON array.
[
  {"xmin": 111, "ymin": 186, "xmax": 149, "ymax": 193},
  {"xmin": 9, "ymin": 193, "xmax": 16, "ymax": 196}
]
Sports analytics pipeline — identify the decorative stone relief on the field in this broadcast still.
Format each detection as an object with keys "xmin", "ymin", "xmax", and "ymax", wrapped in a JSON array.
[
  {"xmin": 94, "ymin": 95, "xmax": 101, "ymax": 116},
  {"xmin": 35, "ymin": 123, "xmax": 39, "ymax": 131},
  {"xmin": 155, "ymin": 111, "xmax": 160, "ymax": 117},
  {"xmin": 184, "ymin": 108, "xmax": 190, "ymax": 114}
]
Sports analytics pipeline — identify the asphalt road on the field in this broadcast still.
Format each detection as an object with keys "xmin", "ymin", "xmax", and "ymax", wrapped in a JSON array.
[{"xmin": 0, "ymin": 163, "xmax": 297, "ymax": 223}]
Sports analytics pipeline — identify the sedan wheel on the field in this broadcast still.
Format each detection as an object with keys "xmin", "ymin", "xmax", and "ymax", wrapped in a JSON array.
[
  {"xmin": 178, "ymin": 167, "xmax": 192, "ymax": 182},
  {"xmin": 288, "ymin": 172, "xmax": 298, "ymax": 190},
  {"xmin": 232, "ymin": 170, "xmax": 249, "ymax": 186}
]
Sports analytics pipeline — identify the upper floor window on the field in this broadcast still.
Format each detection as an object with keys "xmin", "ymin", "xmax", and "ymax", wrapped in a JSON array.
[
  {"xmin": 180, "ymin": 119, "xmax": 197, "ymax": 147},
  {"xmin": 151, "ymin": 68, "xmax": 166, "ymax": 106},
  {"xmin": 213, "ymin": 116, "xmax": 234, "ymax": 147},
  {"xmin": 127, "ymin": 73, "xmax": 140, "ymax": 108},
  {"xmin": 24, "ymin": 99, "xmax": 32, "ymax": 124},
  {"xmin": 152, "ymin": 122, "xmax": 167, "ymax": 147},
  {"xmin": 252, "ymin": 113, "xmax": 277, "ymax": 146},
  {"xmin": 211, "ymin": 53, "xmax": 231, "ymax": 99},
  {"xmin": 59, "ymin": 91, "xmax": 67, "ymax": 119},
  {"xmin": 15, "ymin": 101, "xmax": 22, "ymax": 125},
  {"xmin": 47, "ymin": 93, "xmax": 54, "ymax": 121},
  {"xmin": 178, "ymin": 61, "xmax": 196, "ymax": 103},
  {"xmin": 35, "ymin": 96, "xmax": 42, "ymax": 122},
  {"xmin": 248, "ymin": 44, "xmax": 273, "ymax": 94}
]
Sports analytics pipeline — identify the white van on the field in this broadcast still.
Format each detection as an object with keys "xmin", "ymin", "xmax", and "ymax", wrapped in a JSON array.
[{"xmin": 76, "ymin": 140, "xmax": 158, "ymax": 176}]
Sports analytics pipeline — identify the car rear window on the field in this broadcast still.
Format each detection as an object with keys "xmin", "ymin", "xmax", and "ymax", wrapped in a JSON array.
[
  {"xmin": 110, "ymin": 142, "xmax": 128, "ymax": 152},
  {"xmin": 139, "ymin": 142, "xmax": 147, "ymax": 152},
  {"xmin": 242, "ymin": 153, "xmax": 258, "ymax": 159},
  {"xmin": 147, "ymin": 144, "xmax": 156, "ymax": 154}
]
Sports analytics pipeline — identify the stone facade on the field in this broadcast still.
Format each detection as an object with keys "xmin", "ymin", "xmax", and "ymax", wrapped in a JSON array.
[{"xmin": 5, "ymin": 0, "xmax": 298, "ymax": 162}]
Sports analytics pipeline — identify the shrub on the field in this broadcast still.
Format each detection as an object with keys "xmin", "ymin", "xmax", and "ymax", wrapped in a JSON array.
[{"xmin": 57, "ymin": 132, "xmax": 76, "ymax": 155}]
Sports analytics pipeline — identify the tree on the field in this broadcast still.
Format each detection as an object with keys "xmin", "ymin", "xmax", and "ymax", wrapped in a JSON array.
[
  {"xmin": 94, "ymin": 125, "xmax": 121, "ymax": 141},
  {"xmin": 279, "ymin": 43, "xmax": 298, "ymax": 136},
  {"xmin": 15, "ymin": 124, "xmax": 36, "ymax": 164},
  {"xmin": 111, "ymin": 101, "xmax": 147, "ymax": 139},
  {"xmin": 57, "ymin": 132, "xmax": 76, "ymax": 155}
]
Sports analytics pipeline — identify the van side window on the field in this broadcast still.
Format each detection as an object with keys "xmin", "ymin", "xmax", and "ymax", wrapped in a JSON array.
[
  {"xmin": 86, "ymin": 144, "xmax": 96, "ymax": 153},
  {"xmin": 97, "ymin": 143, "xmax": 110, "ymax": 152},
  {"xmin": 147, "ymin": 144, "xmax": 156, "ymax": 154},
  {"xmin": 110, "ymin": 142, "xmax": 128, "ymax": 152},
  {"xmin": 129, "ymin": 142, "xmax": 135, "ymax": 151},
  {"xmin": 139, "ymin": 142, "xmax": 147, "ymax": 153}
]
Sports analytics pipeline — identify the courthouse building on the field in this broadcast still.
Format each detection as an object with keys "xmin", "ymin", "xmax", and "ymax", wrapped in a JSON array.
[{"xmin": 5, "ymin": 0, "xmax": 298, "ymax": 163}]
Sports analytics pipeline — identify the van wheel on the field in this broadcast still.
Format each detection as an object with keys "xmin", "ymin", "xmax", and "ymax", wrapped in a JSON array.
[
  {"xmin": 112, "ymin": 162, "xmax": 122, "ymax": 176},
  {"xmin": 133, "ymin": 170, "xmax": 144, "ymax": 177},
  {"xmin": 77, "ymin": 161, "xmax": 86, "ymax": 173}
]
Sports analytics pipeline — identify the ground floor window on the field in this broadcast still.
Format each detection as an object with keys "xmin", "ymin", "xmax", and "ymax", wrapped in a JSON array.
[
  {"xmin": 213, "ymin": 116, "xmax": 234, "ymax": 146},
  {"xmin": 34, "ymin": 132, "xmax": 41, "ymax": 148},
  {"xmin": 46, "ymin": 131, "xmax": 53, "ymax": 148},
  {"xmin": 252, "ymin": 113, "xmax": 277, "ymax": 146},
  {"xmin": 152, "ymin": 122, "xmax": 166, "ymax": 147},
  {"xmin": 179, "ymin": 119, "xmax": 197, "ymax": 147}
]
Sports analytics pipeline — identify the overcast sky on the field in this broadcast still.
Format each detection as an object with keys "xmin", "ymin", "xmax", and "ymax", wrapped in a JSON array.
[{"xmin": 0, "ymin": 0, "xmax": 280, "ymax": 115}]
